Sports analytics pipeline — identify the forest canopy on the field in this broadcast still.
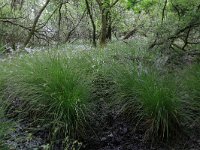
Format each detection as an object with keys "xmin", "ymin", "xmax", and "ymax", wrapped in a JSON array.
[{"xmin": 0, "ymin": 0, "xmax": 199, "ymax": 49}]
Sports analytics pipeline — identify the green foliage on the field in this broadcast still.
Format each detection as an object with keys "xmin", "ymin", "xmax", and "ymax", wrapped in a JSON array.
[
  {"xmin": 0, "ymin": 93, "xmax": 15, "ymax": 149},
  {"xmin": 0, "ymin": 40, "xmax": 199, "ymax": 146},
  {"xmin": 0, "ymin": 0, "xmax": 199, "ymax": 147},
  {"xmin": 127, "ymin": 0, "xmax": 157, "ymax": 13},
  {"xmin": 113, "ymin": 63, "xmax": 181, "ymax": 139},
  {"xmin": 0, "ymin": 51, "xmax": 94, "ymax": 146}
]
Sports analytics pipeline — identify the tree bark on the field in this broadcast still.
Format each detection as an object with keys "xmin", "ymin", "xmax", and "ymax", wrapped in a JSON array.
[
  {"xmin": 96, "ymin": 0, "xmax": 119, "ymax": 47},
  {"xmin": 57, "ymin": 3, "xmax": 63, "ymax": 42},
  {"xmin": 24, "ymin": 0, "xmax": 50, "ymax": 47},
  {"xmin": 85, "ymin": 0, "xmax": 97, "ymax": 47},
  {"xmin": 100, "ymin": 8, "xmax": 108, "ymax": 47},
  {"xmin": 106, "ymin": 10, "xmax": 112, "ymax": 40}
]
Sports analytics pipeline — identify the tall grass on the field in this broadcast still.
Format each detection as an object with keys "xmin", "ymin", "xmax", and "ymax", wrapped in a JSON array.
[
  {"xmin": 181, "ymin": 64, "xmax": 200, "ymax": 125},
  {"xmin": 113, "ymin": 63, "xmax": 181, "ymax": 140},
  {"xmin": 0, "ymin": 42, "xmax": 199, "ymax": 146},
  {"xmin": 0, "ymin": 51, "xmax": 94, "ymax": 146},
  {"xmin": 0, "ymin": 66, "xmax": 14, "ymax": 149}
]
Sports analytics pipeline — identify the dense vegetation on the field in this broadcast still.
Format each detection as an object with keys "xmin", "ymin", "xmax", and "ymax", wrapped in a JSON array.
[{"xmin": 0, "ymin": 0, "xmax": 200, "ymax": 149}]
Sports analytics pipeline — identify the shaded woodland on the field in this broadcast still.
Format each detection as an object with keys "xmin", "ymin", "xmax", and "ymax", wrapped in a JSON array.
[{"xmin": 0, "ymin": 0, "xmax": 200, "ymax": 149}]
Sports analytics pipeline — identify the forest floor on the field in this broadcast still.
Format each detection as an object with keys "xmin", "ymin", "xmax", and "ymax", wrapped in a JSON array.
[
  {"xmin": 1, "ymin": 99, "xmax": 200, "ymax": 150},
  {"xmin": 83, "ymin": 102, "xmax": 200, "ymax": 150}
]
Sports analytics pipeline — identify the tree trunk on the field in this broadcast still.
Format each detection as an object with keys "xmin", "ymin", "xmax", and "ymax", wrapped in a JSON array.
[
  {"xmin": 96, "ymin": 0, "xmax": 119, "ymax": 47},
  {"xmin": 85, "ymin": 0, "xmax": 96, "ymax": 47},
  {"xmin": 106, "ymin": 10, "xmax": 112, "ymax": 40},
  {"xmin": 57, "ymin": 3, "xmax": 63, "ymax": 43},
  {"xmin": 24, "ymin": 0, "xmax": 50, "ymax": 47},
  {"xmin": 100, "ymin": 8, "xmax": 107, "ymax": 47}
]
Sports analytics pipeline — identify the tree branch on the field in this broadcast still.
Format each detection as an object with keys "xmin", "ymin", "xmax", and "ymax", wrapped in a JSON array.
[
  {"xmin": 65, "ymin": 9, "xmax": 86, "ymax": 42},
  {"xmin": 24, "ymin": 0, "xmax": 50, "ymax": 47},
  {"xmin": 36, "ymin": 6, "xmax": 59, "ymax": 31},
  {"xmin": 182, "ymin": 26, "xmax": 191, "ymax": 50},
  {"xmin": 0, "ymin": 19, "xmax": 31, "ymax": 31},
  {"xmin": 161, "ymin": 0, "xmax": 168, "ymax": 24},
  {"xmin": 110, "ymin": 0, "xmax": 119, "ymax": 8},
  {"xmin": 96, "ymin": 0, "xmax": 102, "ymax": 7}
]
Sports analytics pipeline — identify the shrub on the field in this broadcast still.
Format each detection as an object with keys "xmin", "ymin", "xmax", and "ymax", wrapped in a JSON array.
[
  {"xmin": 114, "ymin": 63, "xmax": 181, "ymax": 140},
  {"xmin": 1, "ymin": 51, "xmax": 93, "ymax": 146}
]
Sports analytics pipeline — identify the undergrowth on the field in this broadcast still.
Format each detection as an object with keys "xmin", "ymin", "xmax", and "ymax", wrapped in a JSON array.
[
  {"xmin": 181, "ymin": 64, "xmax": 200, "ymax": 126},
  {"xmin": 112, "ymin": 63, "xmax": 182, "ymax": 140},
  {"xmin": 0, "ymin": 51, "xmax": 95, "ymax": 148},
  {"xmin": 0, "ymin": 43, "xmax": 199, "ymax": 148}
]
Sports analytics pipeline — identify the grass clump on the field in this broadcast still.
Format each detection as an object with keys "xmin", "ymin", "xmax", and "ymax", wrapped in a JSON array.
[
  {"xmin": 0, "ymin": 42, "xmax": 199, "ymax": 147},
  {"xmin": 0, "ymin": 51, "xmax": 93, "ymax": 147},
  {"xmin": 181, "ymin": 64, "xmax": 200, "ymax": 125},
  {"xmin": 114, "ymin": 63, "xmax": 181, "ymax": 140}
]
